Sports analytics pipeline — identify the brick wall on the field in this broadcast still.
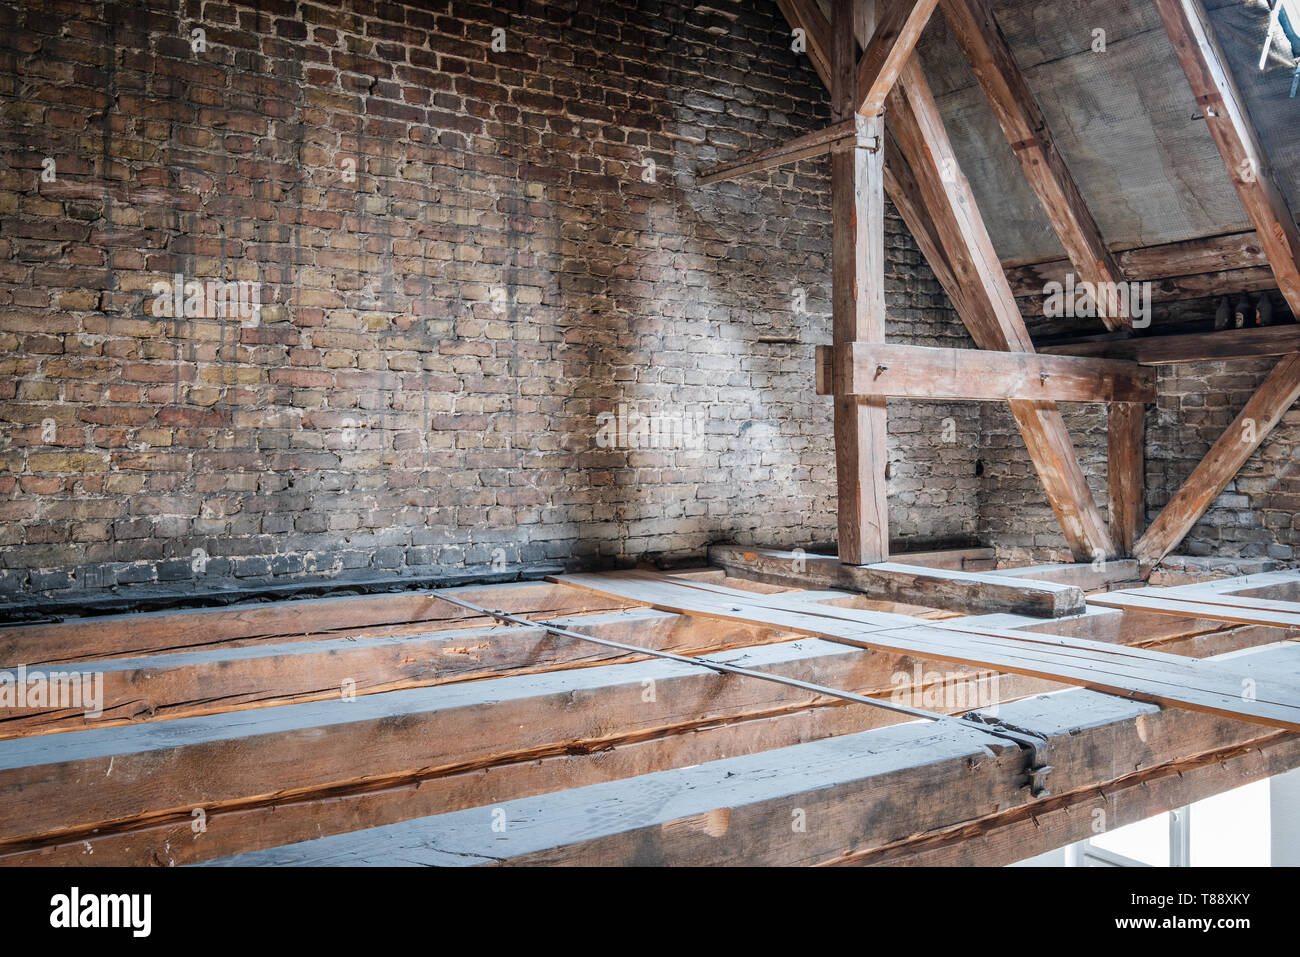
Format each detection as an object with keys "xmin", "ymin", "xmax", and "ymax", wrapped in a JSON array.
[
  {"xmin": 1148, "ymin": 359, "xmax": 1300, "ymax": 562},
  {"xmin": 979, "ymin": 325, "xmax": 1300, "ymax": 566},
  {"xmin": 0, "ymin": 0, "xmax": 979, "ymax": 601}
]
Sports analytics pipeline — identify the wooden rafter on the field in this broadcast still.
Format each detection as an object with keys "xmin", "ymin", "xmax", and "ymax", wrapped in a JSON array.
[
  {"xmin": 1155, "ymin": 0, "xmax": 1300, "ymax": 315},
  {"xmin": 940, "ymin": 0, "xmax": 1131, "ymax": 331},
  {"xmin": 855, "ymin": 0, "xmax": 939, "ymax": 116},
  {"xmin": 1006, "ymin": 226, "xmax": 1281, "ymax": 299},
  {"xmin": 1134, "ymin": 354, "xmax": 1300, "ymax": 568}
]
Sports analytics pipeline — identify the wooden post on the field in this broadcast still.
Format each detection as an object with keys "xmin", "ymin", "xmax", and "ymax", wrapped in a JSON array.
[
  {"xmin": 831, "ymin": 0, "xmax": 888, "ymax": 565},
  {"xmin": 1108, "ymin": 402, "xmax": 1145, "ymax": 556}
]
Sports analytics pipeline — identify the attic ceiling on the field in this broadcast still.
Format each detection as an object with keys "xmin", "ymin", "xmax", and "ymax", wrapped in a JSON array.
[{"xmin": 813, "ymin": 0, "xmax": 1300, "ymax": 266}]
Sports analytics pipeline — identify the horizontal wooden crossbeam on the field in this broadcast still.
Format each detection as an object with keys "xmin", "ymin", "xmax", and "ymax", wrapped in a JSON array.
[
  {"xmin": 1039, "ymin": 324, "xmax": 1300, "ymax": 365},
  {"xmin": 696, "ymin": 120, "xmax": 860, "ymax": 185},
  {"xmin": 813, "ymin": 342, "xmax": 1155, "ymax": 403},
  {"xmin": 709, "ymin": 545, "xmax": 1084, "ymax": 617},
  {"xmin": 1005, "ymin": 227, "xmax": 1284, "ymax": 299}
]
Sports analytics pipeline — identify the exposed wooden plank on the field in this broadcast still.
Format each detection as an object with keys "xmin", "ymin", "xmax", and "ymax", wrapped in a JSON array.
[
  {"xmin": 846, "ymin": 723, "xmax": 1300, "ymax": 866},
  {"xmin": 697, "ymin": 120, "xmax": 856, "ymax": 185},
  {"xmin": 816, "ymin": 342, "xmax": 1155, "ymax": 402},
  {"xmin": 1134, "ymin": 354, "xmax": 1300, "ymax": 567},
  {"xmin": 986, "ymin": 560, "xmax": 1140, "ymax": 592},
  {"xmin": 1091, "ymin": 588, "xmax": 1300, "ymax": 630},
  {"xmin": 1039, "ymin": 323, "xmax": 1300, "ymax": 365},
  {"xmin": 0, "ymin": 581, "xmax": 630, "ymax": 667},
  {"xmin": 855, "ymin": 0, "xmax": 939, "ymax": 116},
  {"xmin": 1108, "ymin": 401, "xmax": 1145, "ymax": 556},
  {"xmin": 886, "ymin": 546, "xmax": 996, "ymax": 571},
  {"xmin": 775, "ymin": 0, "xmax": 833, "ymax": 86},
  {"xmin": 885, "ymin": 57, "xmax": 1116, "ymax": 561},
  {"xmin": 0, "ymin": 602, "xmax": 852, "ymax": 737},
  {"xmin": 553, "ymin": 571, "xmax": 1300, "ymax": 731},
  {"xmin": 1006, "ymin": 227, "xmax": 1276, "ymax": 297},
  {"xmin": 1013, "ymin": 264, "xmax": 1279, "ymax": 305},
  {"xmin": 1155, "ymin": 0, "xmax": 1300, "ymax": 316},
  {"xmin": 13, "ymin": 604, "xmax": 1285, "ymax": 865},
  {"xmin": 709, "ymin": 545, "xmax": 1084, "ymax": 617},
  {"xmin": 198, "ymin": 642, "xmax": 1300, "ymax": 867},
  {"xmin": 940, "ymin": 0, "xmax": 1130, "ymax": 331},
  {"xmin": 832, "ymin": 0, "xmax": 889, "ymax": 566},
  {"xmin": 0, "ymin": 626, "xmax": 1045, "ymax": 849}
]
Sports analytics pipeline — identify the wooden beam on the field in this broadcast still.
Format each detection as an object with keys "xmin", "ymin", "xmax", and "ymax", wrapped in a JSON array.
[
  {"xmin": 1091, "ymin": 587, "xmax": 1300, "ymax": 630},
  {"xmin": 940, "ymin": 0, "xmax": 1130, "ymax": 331},
  {"xmin": 775, "ymin": 1, "xmax": 1115, "ymax": 560},
  {"xmin": 1005, "ymin": 227, "xmax": 1280, "ymax": 298},
  {"xmin": 709, "ymin": 545, "xmax": 1084, "ymax": 617},
  {"xmin": 0, "ymin": 581, "xmax": 628, "ymax": 667},
  {"xmin": 855, "ymin": 0, "xmax": 939, "ymax": 116},
  {"xmin": 1039, "ymin": 323, "xmax": 1300, "ymax": 365},
  {"xmin": 1134, "ymin": 354, "xmax": 1300, "ymax": 567},
  {"xmin": 887, "ymin": 546, "xmax": 996, "ymax": 570},
  {"xmin": 775, "ymin": 0, "xmax": 833, "ymax": 86},
  {"xmin": 845, "ymin": 729, "xmax": 1300, "ymax": 866},
  {"xmin": 697, "ymin": 120, "xmax": 857, "ymax": 185},
  {"xmin": 554, "ymin": 571, "xmax": 1300, "ymax": 731},
  {"xmin": 0, "ymin": 603, "xmax": 847, "ymax": 738},
  {"xmin": 1108, "ymin": 401, "xmax": 1145, "ymax": 556},
  {"xmin": 815, "ymin": 342, "xmax": 1156, "ymax": 402},
  {"xmin": 885, "ymin": 59, "xmax": 1117, "ymax": 561},
  {"xmin": 831, "ymin": 0, "xmax": 889, "ymax": 565},
  {"xmin": 986, "ymin": 560, "xmax": 1140, "ymax": 592},
  {"xmin": 1155, "ymin": 0, "xmax": 1300, "ymax": 316},
  {"xmin": 199, "ymin": 643, "xmax": 1300, "ymax": 866}
]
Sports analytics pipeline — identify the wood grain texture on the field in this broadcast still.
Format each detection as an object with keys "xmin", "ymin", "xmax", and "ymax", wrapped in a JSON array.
[
  {"xmin": 855, "ymin": 0, "xmax": 939, "ymax": 116},
  {"xmin": 553, "ymin": 571, "xmax": 1300, "ymax": 732},
  {"xmin": 198, "ymin": 641, "xmax": 1300, "ymax": 867},
  {"xmin": 1039, "ymin": 323, "xmax": 1300, "ymax": 365},
  {"xmin": 816, "ymin": 342, "xmax": 1155, "ymax": 402},
  {"xmin": 1108, "ymin": 401, "xmax": 1146, "ymax": 556},
  {"xmin": 832, "ymin": 0, "xmax": 889, "ymax": 565},
  {"xmin": 709, "ymin": 545, "xmax": 1083, "ymax": 616},
  {"xmin": 697, "ymin": 120, "xmax": 856, "ymax": 185}
]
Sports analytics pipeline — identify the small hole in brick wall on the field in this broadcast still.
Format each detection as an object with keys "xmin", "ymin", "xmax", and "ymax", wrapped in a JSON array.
[{"xmin": 975, "ymin": 459, "xmax": 985, "ymax": 477}]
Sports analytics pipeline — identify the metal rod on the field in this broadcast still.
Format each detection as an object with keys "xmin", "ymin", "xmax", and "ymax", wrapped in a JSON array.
[{"xmin": 434, "ymin": 591, "xmax": 1051, "ymax": 782}]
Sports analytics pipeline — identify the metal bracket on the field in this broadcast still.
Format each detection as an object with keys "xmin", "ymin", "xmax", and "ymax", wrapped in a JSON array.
[{"xmin": 961, "ymin": 712, "xmax": 1053, "ymax": 798}]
